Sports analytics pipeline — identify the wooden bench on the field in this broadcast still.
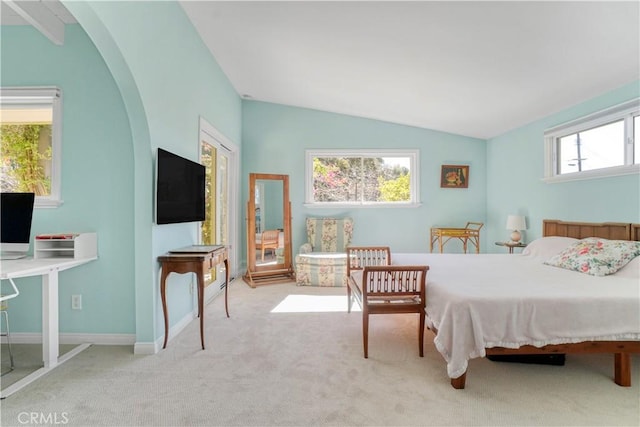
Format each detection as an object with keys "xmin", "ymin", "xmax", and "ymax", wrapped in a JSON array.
[{"xmin": 346, "ymin": 246, "xmax": 429, "ymax": 358}]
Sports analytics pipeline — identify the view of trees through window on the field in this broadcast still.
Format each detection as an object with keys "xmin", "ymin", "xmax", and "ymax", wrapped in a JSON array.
[
  {"xmin": 200, "ymin": 141, "xmax": 216, "ymax": 246},
  {"xmin": 1, "ymin": 122, "xmax": 52, "ymax": 195},
  {"xmin": 312, "ymin": 156, "xmax": 411, "ymax": 203},
  {"xmin": 2, "ymin": 88, "xmax": 62, "ymax": 205}
]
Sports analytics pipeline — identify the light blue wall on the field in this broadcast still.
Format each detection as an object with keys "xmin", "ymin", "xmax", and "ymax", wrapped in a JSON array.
[
  {"xmin": 64, "ymin": 1, "xmax": 242, "ymax": 345},
  {"xmin": 0, "ymin": 25, "xmax": 135, "ymax": 334},
  {"xmin": 2, "ymin": 1, "xmax": 242, "ymax": 346},
  {"xmin": 486, "ymin": 80, "xmax": 640, "ymax": 250},
  {"xmin": 242, "ymin": 101, "xmax": 487, "ymax": 256},
  {"xmin": 263, "ymin": 180, "xmax": 284, "ymax": 230},
  {"xmin": 3, "ymin": 1, "xmax": 637, "ymax": 345}
]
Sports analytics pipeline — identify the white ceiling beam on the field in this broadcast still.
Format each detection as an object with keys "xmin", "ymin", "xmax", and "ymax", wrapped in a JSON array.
[{"xmin": 4, "ymin": 0, "xmax": 65, "ymax": 45}]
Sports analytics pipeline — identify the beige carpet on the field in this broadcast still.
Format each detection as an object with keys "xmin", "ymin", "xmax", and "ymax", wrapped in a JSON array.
[
  {"xmin": 1, "ymin": 344, "xmax": 77, "ymax": 390},
  {"xmin": 1, "ymin": 280, "xmax": 639, "ymax": 426}
]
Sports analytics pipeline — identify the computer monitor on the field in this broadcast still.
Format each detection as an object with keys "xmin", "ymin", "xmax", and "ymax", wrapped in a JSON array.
[{"xmin": 1, "ymin": 192, "xmax": 36, "ymax": 257}]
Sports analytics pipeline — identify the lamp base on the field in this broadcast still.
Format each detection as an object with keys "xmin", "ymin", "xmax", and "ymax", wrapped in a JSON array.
[{"xmin": 510, "ymin": 230, "xmax": 522, "ymax": 243}]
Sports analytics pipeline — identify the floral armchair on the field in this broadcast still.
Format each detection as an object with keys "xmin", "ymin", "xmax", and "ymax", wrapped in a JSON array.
[{"xmin": 295, "ymin": 217, "xmax": 354, "ymax": 287}]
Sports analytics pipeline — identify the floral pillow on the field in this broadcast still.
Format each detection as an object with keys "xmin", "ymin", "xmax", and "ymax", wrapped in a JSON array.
[{"xmin": 544, "ymin": 237, "xmax": 640, "ymax": 276}]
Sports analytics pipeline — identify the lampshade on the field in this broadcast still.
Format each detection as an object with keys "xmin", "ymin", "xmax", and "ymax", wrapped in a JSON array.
[{"xmin": 506, "ymin": 215, "xmax": 527, "ymax": 231}]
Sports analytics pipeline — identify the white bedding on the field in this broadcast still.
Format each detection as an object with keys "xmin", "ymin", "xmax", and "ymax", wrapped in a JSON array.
[{"xmin": 394, "ymin": 252, "xmax": 640, "ymax": 379}]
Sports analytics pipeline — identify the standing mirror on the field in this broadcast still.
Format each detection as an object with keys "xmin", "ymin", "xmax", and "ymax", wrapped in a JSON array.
[{"xmin": 243, "ymin": 173, "xmax": 295, "ymax": 287}]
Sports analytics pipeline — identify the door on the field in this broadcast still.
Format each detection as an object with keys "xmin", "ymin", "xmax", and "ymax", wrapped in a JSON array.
[{"xmin": 199, "ymin": 118, "xmax": 238, "ymax": 302}]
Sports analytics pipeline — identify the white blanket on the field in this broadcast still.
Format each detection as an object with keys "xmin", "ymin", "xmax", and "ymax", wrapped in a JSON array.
[{"xmin": 394, "ymin": 253, "xmax": 640, "ymax": 379}]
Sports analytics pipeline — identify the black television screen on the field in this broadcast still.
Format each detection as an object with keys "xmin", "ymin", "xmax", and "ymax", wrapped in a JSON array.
[
  {"xmin": 1, "ymin": 192, "xmax": 35, "ymax": 254},
  {"xmin": 156, "ymin": 148, "xmax": 206, "ymax": 225}
]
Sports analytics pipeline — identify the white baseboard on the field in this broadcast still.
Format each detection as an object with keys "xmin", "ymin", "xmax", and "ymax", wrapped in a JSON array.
[
  {"xmin": 134, "ymin": 308, "xmax": 198, "ymax": 355},
  {"xmin": 1, "ymin": 286, "xmax": 229, "ymax": 355},
  {"xmin": 133, "ymin": 341, "xmax": 158, "ymax": 355},
  {"xmin": 1, "ymin": 332, "xmax": 135, "ymax": 345}
]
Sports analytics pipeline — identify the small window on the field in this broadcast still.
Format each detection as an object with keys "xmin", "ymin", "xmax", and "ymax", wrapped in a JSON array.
[
  {"xmin": 305, "ymin": 149, "xmax": 420, "ymax": 207},
  {"xmin": 544, "ymin": 98, "xmax": 639, "ymax": 183},
  {"xmin": 557, "ymin": 119, "xmax": 625, "ymax": 174},
  {"xmin": 0, "ymin": 87, "xmax": 62, "ymax": 207}
]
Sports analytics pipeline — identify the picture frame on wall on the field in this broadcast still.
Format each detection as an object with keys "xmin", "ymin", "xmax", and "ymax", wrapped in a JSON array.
[{"xmin": 440, "ymin": 165, "xmax": 469, "ymax": 188}]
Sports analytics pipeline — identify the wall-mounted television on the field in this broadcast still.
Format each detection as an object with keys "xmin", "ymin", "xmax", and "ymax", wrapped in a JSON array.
[{"xmin": 155, "ymin": 148, "xmax": 206, "ymax": 225}]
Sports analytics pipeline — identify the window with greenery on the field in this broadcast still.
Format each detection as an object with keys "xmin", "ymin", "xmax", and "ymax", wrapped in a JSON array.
[
  {"xmin": 305, "ymin": 149, "xmax": 419, "ymax": 207},
  {"xmin": 0, "ymin": 87, "xmax": 62, "ymax": 207},
  {"xmin": 544, "ymin": 98, "xmax": 639, "ymax": 183}
]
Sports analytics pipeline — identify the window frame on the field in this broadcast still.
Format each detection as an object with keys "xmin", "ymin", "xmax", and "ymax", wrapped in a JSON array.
[
  {"xmin": 0, "ymin": 86, "xmax": 63, "ymax": 207},
  {"xmin": 304, "ymin": 149, "xmax": 420, "ymax": 208},
  {"xmin": 543, "ymin": 98, "xmax": 639, "ymax": 183}
]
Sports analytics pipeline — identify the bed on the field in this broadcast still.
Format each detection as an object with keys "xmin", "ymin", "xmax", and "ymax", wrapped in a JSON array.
[{"xmin": 394, "ymin": 220, "xmax": 640, "ymax": 389}]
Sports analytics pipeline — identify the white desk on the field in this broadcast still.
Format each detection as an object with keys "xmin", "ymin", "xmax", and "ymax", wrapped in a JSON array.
[{"xmin": 0, "ymin": 256, "xmax": 97, "ymax": 398}]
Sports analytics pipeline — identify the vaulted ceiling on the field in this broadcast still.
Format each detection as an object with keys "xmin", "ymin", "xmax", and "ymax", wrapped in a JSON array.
[
  {"xmin": 4, "ymin": 1, "xmax": 639, "ymax": 140},
  {"xmin": 180, "ymin": 1, "xmax": 640, "ymax": 139}
]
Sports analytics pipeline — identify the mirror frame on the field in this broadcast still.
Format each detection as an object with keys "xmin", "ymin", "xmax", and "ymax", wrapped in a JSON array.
[{"xmin": 243, "ymin": 173, "xmax": 295, "ymax": 286}]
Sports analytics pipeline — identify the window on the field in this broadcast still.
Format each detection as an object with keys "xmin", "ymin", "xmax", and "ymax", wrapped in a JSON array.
[
  {"xmin": 0, "ymin": 87, "xmax": 62, "ymax": 207},
  {"xmin": 544, "ymin": 98, "xmax": 639, "ymax": 183},
  {"xmin": 305, "ymin": 149, "xmax": 420, "ymax": 207}
]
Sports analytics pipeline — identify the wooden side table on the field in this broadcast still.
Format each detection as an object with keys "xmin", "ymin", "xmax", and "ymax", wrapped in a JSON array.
[
  {"xmin": 495, "ymin": 241, "xmax": 527, "ymax": 254},
  {"xmin": 158, "ymin": 245, "xmax": 229, "ymax": 350}
]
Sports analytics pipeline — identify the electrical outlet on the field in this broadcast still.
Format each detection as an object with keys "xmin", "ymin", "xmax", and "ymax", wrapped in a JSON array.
[{"xmin": 71, "ymin": 294, "xmax": 82, "ymax": 310}]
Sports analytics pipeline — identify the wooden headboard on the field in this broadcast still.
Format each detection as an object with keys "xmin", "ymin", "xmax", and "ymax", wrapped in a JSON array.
[{"xmin": 543, "ymin": 220, "xmax": 634, "ymax": 241}]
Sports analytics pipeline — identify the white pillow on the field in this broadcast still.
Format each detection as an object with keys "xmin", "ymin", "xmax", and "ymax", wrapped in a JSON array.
[
  {"xmin": 522, "ymin": 236, "xmax": 579, "ymax": 258},
  {"xmin": 613, "ymin": 255, "xmax": 640, "ymax": 279}
]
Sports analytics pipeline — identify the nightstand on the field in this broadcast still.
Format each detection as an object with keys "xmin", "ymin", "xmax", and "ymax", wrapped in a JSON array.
[{"xmin": 495, "ymin": 241, "xmax": 527, "ymax": 254}]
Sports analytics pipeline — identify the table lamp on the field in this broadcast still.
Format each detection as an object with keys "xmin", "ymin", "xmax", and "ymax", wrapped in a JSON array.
[{"xmin": 506, "ymin": 215, "xmax": 526, "ymax": 243}]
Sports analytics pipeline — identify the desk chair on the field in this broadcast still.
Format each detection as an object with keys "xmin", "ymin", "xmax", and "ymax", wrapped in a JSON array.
[{"xmin": 1, "ymin": 278, "xmax": 19, "ymax": 375}]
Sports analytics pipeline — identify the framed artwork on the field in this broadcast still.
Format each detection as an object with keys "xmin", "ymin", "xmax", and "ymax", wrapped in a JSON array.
[{"xmin": 440, "ymin": 165, "xmax": 469, "ymax": 188}]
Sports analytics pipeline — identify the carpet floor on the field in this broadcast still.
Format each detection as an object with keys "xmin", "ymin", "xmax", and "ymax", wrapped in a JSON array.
[{"xmin": 1, "ymin": 280, "xmax": 639, "ymax": 426}]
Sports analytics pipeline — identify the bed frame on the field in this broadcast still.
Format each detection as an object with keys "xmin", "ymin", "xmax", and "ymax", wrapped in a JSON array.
[{"xmin": 448, "ymin": 220, "xmax": 640, "ymax": 389}]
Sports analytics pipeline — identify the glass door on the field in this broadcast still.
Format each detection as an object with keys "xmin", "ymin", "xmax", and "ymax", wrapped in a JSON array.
[{"xmin": 199, "ymin": 118, "xmax": 238, "ymax": 302}]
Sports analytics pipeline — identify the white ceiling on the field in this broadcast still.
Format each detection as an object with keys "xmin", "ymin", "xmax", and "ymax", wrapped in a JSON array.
[
  {"xmin": 1, "ymin": 0, "xmax": 76, "ymax": 45},
  {"xmin": 181, "ymin": 1, "xmax": 640, "ymax": 139},
  {"xmin": 0, "ymin": 0, "xmax": 75, "ymax": 25},
  {"xmin": 3, "ymin": 1, "xmax": 638, "ymax": 140}
]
